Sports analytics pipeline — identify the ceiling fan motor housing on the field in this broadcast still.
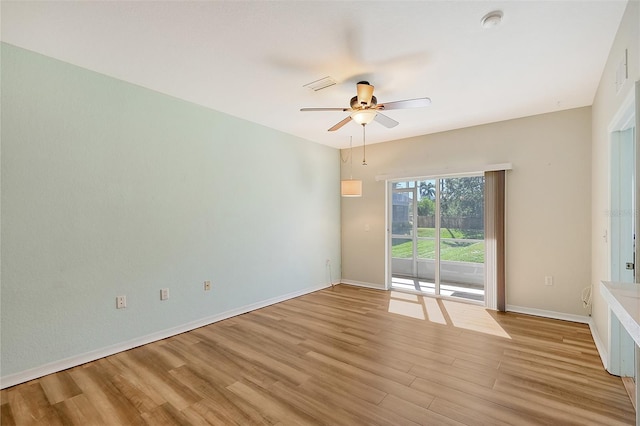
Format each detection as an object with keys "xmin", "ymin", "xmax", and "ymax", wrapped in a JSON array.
[
  {"xmin": 351, "ymin": 95, "xmax": 377, "ymax": 109},
  {"xmin": 356, "ymin": 81, "xmax": 375, "ymax": 107}
]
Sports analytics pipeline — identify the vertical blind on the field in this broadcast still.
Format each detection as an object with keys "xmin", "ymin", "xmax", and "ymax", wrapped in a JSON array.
[{"xmin": 484, "ymin": 170, "xmax": 506, "ymax": 311}]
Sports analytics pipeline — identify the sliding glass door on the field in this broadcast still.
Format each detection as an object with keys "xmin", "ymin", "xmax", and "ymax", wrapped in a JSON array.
[{"xmin": 390, "ymin": 175, "xmax": 485, "ymax": 302}]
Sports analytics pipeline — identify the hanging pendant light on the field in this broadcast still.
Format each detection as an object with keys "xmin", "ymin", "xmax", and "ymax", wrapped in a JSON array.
[{"xmin": 341, "ymin": 136, "xmax": 362, "ymax": 197}]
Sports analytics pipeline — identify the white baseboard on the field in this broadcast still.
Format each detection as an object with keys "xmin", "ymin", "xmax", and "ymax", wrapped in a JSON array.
[
  {"xmin": 0, "ymin": 282, "xmax": 330, "ymax": 389},
  {"xmin": 589, "ymin": 318, "xmax": 609, "ymax": 370},
  {"xmin": 340, "ymin": 279, "xmax": 386, "ymax": 290},
  {"xmin": 506, "ymin": 304, "xmax": 591, "ymax": 324}
]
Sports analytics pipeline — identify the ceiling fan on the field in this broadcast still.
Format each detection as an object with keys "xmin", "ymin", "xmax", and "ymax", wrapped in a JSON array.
[{"xmin": 300, "ymin": 81, "xmax": 431, "ymax": 132}]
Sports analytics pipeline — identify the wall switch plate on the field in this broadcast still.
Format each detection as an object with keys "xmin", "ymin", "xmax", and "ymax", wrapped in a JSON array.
[
  {"xmin": 160, "ymin": 288, "xmax": 169, "ymax": 300},
  {"xmin": 544, "ymin": 276, "xmax": 553, "ymax": 286},
  {"xmin": 116, "ymin": 295, "xmax": 126, "ymax": 309},
  {"xmin": 204, "ymin": 281, "xmax": 211, "ymax": 291}
]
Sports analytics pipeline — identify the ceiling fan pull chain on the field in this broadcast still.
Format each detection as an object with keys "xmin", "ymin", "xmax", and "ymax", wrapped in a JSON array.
[{"xmin": 362, "ymin": 124, "xmax": 367, "ymax": 166}]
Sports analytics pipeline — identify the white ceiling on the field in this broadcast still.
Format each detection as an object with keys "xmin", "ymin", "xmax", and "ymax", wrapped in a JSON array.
[{"xmin": 1, "ymin": 1, "xmax": 628, "ymax": 149}]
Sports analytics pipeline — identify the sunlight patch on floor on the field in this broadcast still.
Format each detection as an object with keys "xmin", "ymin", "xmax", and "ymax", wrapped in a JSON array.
[
  {"xmin": 388, "ymin": 299, "xmax": 426, "ymax": 320},
  {"xmin": 390, "ymin": 291, "xmax": 420, "ymax": 301},
  {"xmin": 422, "ymin": 296, "xmax": 447, "ymax": 325},
  {"xmin": 386, "ymin": 291, "xmax": 511, "ymax": 339},
  {"xmin": 441, "ymin": 299, "xmax": 511, "ymax": 339}
]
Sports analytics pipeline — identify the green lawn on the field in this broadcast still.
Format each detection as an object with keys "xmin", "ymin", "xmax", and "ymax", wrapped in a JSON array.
[{"xmin": 393, "ymin": 228, "xmax": 484, "ymax": 263}]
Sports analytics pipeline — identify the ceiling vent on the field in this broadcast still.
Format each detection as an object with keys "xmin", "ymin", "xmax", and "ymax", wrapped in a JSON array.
[{"xmin": 303, "ymin": 76, "xmax": 337, "ymax": 91}]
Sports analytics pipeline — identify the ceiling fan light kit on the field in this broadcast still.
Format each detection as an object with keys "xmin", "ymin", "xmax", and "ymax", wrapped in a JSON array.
[{"xmin": 350, "ymin": 109, "xmax": 377, "ymax": 125}]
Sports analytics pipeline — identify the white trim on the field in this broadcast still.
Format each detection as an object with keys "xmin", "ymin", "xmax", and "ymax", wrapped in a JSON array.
[
  {"xmin": 608, "ymin": 88, "xmax": 635, "ymax": 133},
  {"xmin": 0, "ymin": 282, "xmax": 330, "ymax": 389},
  {"xmin": 506, "ymin": 304, "xmax": 590, "ymax": 324},
  {"xmin": 375, "ymin": 163, "xmax": 512, "ymax": 182},
  {"xmin": 384, "ymin": 182, "xmax": 391, "ymax": 290},
  {"xmin": 589, "ymin": 317, "xmax": 609, "ymax": 370},
  {"xmin": 340, "ymin": 279, "xmax": 386, "ymax": 290}
]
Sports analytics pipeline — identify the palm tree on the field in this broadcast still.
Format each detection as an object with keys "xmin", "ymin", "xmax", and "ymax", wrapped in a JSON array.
[{"xmin": 419, "ymin": 181, "xmax": 436, "ymax": 199}]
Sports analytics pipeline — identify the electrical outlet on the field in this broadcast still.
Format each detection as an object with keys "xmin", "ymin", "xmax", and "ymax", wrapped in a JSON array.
[
  {"xmin": 204, "ymin": 280, "xmax": 211, "ymax": 291},
  {"xmin": 160, "ymin": 288, "xmax": 169, "ymax": 300},
  {"xmin": 116, "ymin": 295, "xmax": 126, "ymax": 309},
  {"xmin": 545, "ymin": 276, "xmax": 553, "ymax": 286}
]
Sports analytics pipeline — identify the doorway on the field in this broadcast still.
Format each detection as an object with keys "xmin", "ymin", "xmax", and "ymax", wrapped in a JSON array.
[
  {"xmin": 611, "ymin": 126, "xmax": 636, "ymax": 283},
  {"xmin": 389, "ymin": 176, "xmax": 485, "ymax": 302},
  {"xmin": 606, "ymin": 86, "xmax": 637, "ymax": 392}
]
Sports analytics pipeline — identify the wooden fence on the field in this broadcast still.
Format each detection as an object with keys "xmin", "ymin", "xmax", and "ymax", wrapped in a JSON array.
[{"xmin": 417, "ymin": 216, "xmax": 483, "ymax": 229}]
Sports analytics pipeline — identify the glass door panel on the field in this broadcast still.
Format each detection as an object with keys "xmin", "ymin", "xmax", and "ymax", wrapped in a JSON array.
[
  {"xmin": 439, "ymin": 177, "xmax": 485, "ymax": 301},
  {"xmin": 391, "ymin": 188, "xmax": 417, "ymax": 289},
  {"xmin": 416, "ymin": 180, "xmax": 437, "ymax": 293}
]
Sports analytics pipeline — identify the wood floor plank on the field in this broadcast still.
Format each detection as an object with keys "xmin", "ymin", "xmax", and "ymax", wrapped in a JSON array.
[
  {"xmin": 299, "ymin": 338, "xmax": 416, "ymax": 385},
  {"xmin": 194, "ymin": 327, "xmax": 311, "ymax": 386},
  {"xmin": 267, "ymin": 379, "xmax": 371, "ymax": 426},
  {"xmin": 68, "ymin": 364, "xmax": 147, "ymax": 425},
  {"xmin": 493, "ymin": 373, "xmax": 635, "ymax": 424},
  {"xmin": 140, "ymin": 402, "xmax": 192, "ymax": 426},
  {"xmin": 409, "ymin": 360, "xmax": 497, "ymax": 389},
  {"xmin": 1, "ymin": 285, "xmax": 635, "ymax": 425},
  {"xmin": 378, "ymin": 393, "xmax": 464, "ymax": 426},
  {"xmin": 304, "ymin": 350, "xmax": 438, "ymax": 410},
  {"xmin": 226, "ymin": 380, "xmax": 317, "ymax": 425},
  {"xmin": 104, "ymin": 355, "xmax": 169, "ymax": 409},
  {"xmin": 52, "ymin": 394, "xmax": 97, "ymax": 426},
  {"xmin": 112, "ymin": 350, "xmax": 201, "ymax": 412},
  {"xmin": 169, "ymin": 367, "xmax": 270, "ymax": 426},
  {"xmin": 296, "ymin": 378, "xmax": 420, "ymax": 426},
  {"xmin": 1, "ymin": 402, "xmax": 16, "ymax": 426},
  {"xmin": 39, "ymin": 371, "xmax": 82, "ymax": 405},
  {"xmin": 428, "ymin": 396, "xmax": 530, "ymax": 426},
  {"xmin": 12, "ymin": 381, "xmax": 63, "ymax": 424}
]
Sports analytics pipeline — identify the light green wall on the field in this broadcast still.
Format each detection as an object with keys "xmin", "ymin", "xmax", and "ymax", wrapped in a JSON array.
[{"xmin": 0, "ymin": 43, "xmax": 341, "ymax": 377}]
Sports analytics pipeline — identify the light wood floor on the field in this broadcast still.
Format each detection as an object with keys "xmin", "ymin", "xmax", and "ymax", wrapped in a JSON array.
[{"xmin": 1, "ymin": 285, "xmax": 635, "ymax": 425}]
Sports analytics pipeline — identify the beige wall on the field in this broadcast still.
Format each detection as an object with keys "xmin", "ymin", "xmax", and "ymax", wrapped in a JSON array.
[
  {"xmin": 591, "ymin": 1, "xmax": 640, "ymax": 350},
  {"xmin": 341, "ymin": 106, "xmax": 592, "ymax": 316}
]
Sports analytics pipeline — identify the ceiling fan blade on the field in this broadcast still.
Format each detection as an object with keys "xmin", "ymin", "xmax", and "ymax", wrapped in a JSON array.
[
  {"xmin": 374, "ymin": 113, "xmax": 399, "ymax": 128},
  {"xmin": 378, "ymin": 97, "xmax": 431, "ymax": 110},
  {"xmin": 301, "ymin": 107, "xmax": 350, "ymax": 112},
  {"xmin": 328, "ymin": 116, "xmax": 352, "ymax": 132}
]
